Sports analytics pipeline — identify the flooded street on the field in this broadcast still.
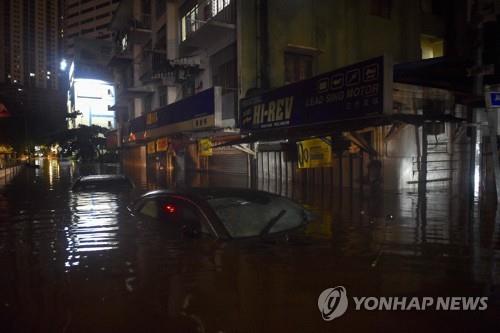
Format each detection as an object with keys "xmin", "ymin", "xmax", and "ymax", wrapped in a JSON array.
[{"xmin": 1, "ymin": 159, "xmax": 500, "ymax": 332}]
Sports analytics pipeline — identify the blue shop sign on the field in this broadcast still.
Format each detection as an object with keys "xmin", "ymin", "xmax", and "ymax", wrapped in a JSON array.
[
  {"xmin": 147, "ymin": 88, "xmax": 215, "ymax": 129},
  {"xmin": 239, "ymin": 56, "xmax": 392, "ymax": 132}
]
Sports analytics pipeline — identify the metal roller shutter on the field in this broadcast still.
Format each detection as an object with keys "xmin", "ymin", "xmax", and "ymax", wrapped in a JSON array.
[{"xmin": 209, "ymin": 149, "xmax": 248, "ymax": 175}]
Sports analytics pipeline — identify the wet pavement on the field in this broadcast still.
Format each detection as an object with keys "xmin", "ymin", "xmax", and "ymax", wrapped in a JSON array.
[{"xmin": 0, "ymin": 159, "xmax": 500, "ymax": 332}]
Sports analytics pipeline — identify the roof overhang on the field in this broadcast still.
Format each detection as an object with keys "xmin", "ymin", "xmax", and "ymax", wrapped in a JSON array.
[
  {"xmin": 394, "ymin": 57, "xmax": 473, "ymax": 93},
  {"xmin": 214, "ymin": 113, "xmax": 466, "ymax": 147}
]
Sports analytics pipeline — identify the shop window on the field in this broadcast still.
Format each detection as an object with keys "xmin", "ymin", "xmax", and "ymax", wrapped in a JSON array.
[
  {"xmin": 284, "ymin": 52, "xmax": 313, "ymax": 84},
  {"xmin": 370, "ymin": 0, "xmax": 392, "ymax": 19},
  {"xmin": 421, "ymin": 35, "xmax": 444, "ymax": 59}
]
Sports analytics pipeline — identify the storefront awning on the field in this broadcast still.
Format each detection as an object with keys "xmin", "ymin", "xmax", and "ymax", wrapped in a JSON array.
[
  {"xmin": 394, "ymin": 57, "xmax": 472, "ymax": 93},
  {"xmin": 213, "ymin": 113, "xmax": 466, "ymax": 147}
]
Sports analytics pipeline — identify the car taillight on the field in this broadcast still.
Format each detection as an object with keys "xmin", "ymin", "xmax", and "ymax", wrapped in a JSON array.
[{"xmin": 163, "ymin": 204, "xmax": 176, "ymax": 214}]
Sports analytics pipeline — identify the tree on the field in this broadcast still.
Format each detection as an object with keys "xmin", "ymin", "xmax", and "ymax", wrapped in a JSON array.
[{"xmin": 50, "ymin": 125, "xmax": 109, "ymax": 162}]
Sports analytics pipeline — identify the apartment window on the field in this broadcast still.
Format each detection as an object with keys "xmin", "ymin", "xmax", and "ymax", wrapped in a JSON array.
[
  {"xmin": 142, "ymin": 0, "xmax": 151, "ymax": 14},
  {"xmin": 156, "ymin": 0, "xmax": 166, "ymax": 18},
  {"xmin": 155, "ymin": 25, "xmax": 166, "ymax": 50},
  {"xmin": 67, "ymin": 2, "xmax": 79, "ymax": 9},
  {"xmin": 96, "ymin": 23, "xmax": 109, "ymax": 31},
  {"xmin": 284, "ymin": 52, "xmax": 313, "ymax": 84},
  {"xmin": 96, "ymin": 13, "xmax": 110, "ymax": 20},
  {"xmin": 370, "ymin": 0, "xmax": 392, "ymax": 19},
  {"xmin": 81, "ymin": 7, "xmax": 94, "ymax": 15},
  {"xmin": 421, "ymin": 35, "xmax": 443, "ymax": 59},
  {"xmin": 211, "ymin": 0, "xmax": 231, "ymax": 17},
  {"xmin": 213, "ymin": 59, "xmax": 236, "ymax": 94},
  {"xmin": 97, "ymin": 33, "xmax": 111, "ymax": 39},
  {"xmin": 81, "ymin": 17, "xmax": 94, "ymax": 25},
  {"xmin": 420, "ymin": 0, "xmax": 444, "ymax": 16},
  {"xmin": 144, "ymin": 95, "xmax": 152, "ymax": 114},
  {"xmin": 159, "ymin": 88, "xmax": 167, "ymax": 107},
  {"xmin": 96, "ymin": 3, "xmax": 109, "ymax": 10}
]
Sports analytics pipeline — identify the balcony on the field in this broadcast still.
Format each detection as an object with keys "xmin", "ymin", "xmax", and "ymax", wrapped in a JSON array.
[
  {"xmin": 108, "ymin": 33, "xmax": 133, "ymax": 67},
  {"xmin": 180, "ymin": 0, "xmax": 236, "ymax": 54},
  {"xmin": 139, "ymin": 51, "xmax": 167, "ymax": 84},
  {"xmin": 127, "ymin": 14, "xmax": 152, "ymax": 44},
  {"xmin": 139, "ymin": 50, "xmax": 202, "ymax": 85},
  {"xmin": 110, "ymin": 0, "xmax": 151, "ymax": 45}
]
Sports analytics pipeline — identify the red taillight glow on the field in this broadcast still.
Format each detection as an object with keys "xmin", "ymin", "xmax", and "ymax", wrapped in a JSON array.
[{"xmin": 163, "ymin": 204, "xmax": 176, "ymax": 214}]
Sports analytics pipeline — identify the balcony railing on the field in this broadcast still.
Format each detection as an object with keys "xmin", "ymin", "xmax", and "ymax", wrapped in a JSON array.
[
  {"xmin": 181, "ymin": 0, "xmax": 235, "ymax": 42},
  {"xmin": 138, "ymin": 50, "xmax": 172, "ymax": 83}
]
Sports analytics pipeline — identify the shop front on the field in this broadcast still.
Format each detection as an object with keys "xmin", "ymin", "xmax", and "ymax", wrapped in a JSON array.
[
  {"xmin": 142, "ymin": 87, "xmax": 237, "ymax": 187},
  {"xmin": 233, "ymin": 55, "xmax": 471, "ymax": 193}
]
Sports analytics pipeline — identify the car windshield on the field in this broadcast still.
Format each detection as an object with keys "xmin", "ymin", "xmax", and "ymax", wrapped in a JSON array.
[{"xmin": 206, "ymin": 194, "xmax": 306, "ymax": 238}]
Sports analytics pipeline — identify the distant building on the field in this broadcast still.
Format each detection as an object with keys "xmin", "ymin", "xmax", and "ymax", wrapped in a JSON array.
[
  {"xmin": 63, "ymin": 0, "xmax": 120, "ymax": 59},
  {"xmin": 0, "ymin": 0, "xmax": 61, "ymax": 89},
  {"xmin": 67, "ymin": 38, "xmax": 115, "ymax": 129}
]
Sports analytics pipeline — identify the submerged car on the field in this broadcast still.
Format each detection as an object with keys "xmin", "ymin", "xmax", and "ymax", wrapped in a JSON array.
[
  {"xmin": 128, "ymin": 187, "xmax": 313, "ymax": 240},
  {"xmin": 72, "ymin": 174, "xmax": 134, "ymax": 192}
]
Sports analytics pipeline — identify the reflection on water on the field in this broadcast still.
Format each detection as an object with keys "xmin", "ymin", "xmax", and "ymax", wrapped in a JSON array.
[
  {"xmin": 0, "ymin": 160, "xmax": 499, "ymax": 332},
  {"xmin": 67, "ymin": 191, "xmax": 120, "ymax": 260}
]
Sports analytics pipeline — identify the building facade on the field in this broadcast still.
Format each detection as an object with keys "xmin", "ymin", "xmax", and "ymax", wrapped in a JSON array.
[
  {"xmin": 63, "ymin": 0, "xmax": 120, "ymax": 59},
  {"xmin": 108, "ymin": 0, "xmax": 242, "ymax": 187},
  {"xmin": 0, "ymin": 0, "xmax": 61, "ymax": 90},
  {"xmin": 108, "ymin": 0, "xmax": 489, "ymax": 196},
  {"xmin": 67, "ymin": 38, "xmax": 116, "ymax": 129}
]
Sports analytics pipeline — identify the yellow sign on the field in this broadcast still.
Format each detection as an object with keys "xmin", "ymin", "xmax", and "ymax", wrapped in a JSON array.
[
  {"xmin": 156, "ymin": 138, "xmax": 168, "ymax": 152},
  {"xmin": 147, "ymin": 141, "xmax": 156, "ymax": 154},
  {"xmin": 146, "ymin": 112, "xmax": 158, "ymax": 125},
  {"xmin": 0, "ymin": 145, "xmax": 13, "ymax": 154},
  {"xmin": 297, "ymin": 137, "xmax": 332, "ymax": 168},
  {"xmin": 199, "ymin": 139, "xmax": 213, "ymax": 156}
]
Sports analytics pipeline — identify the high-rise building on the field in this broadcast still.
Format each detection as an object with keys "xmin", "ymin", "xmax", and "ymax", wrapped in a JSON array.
[
  {"xmin": 63, "ymin": 0, "xmax": 120, "ymax": 59},
  {"xmin": 0, "ymin": 0, "xmax": 60, "ymax": 90}
]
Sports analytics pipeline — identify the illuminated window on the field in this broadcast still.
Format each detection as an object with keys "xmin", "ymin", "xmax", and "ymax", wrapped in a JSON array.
[
  {"xmin": 181, "ymin": 0, "xmax": 232, "ymax": 41},
  {"xmin": 420, "ymin": 35, "xmax": 444, "ymax": 59},
  {"xmin": 284, "ymin": 52, "xmax": 313, "ymax": 84}
]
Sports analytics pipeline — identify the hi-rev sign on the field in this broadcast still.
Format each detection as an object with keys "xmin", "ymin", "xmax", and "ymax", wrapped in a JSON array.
[{"xmin": 239, "ymin": 56, "xmax": 392, "ymax": 132}]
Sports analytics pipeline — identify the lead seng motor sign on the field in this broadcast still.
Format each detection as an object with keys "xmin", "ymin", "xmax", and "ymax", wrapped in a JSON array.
[{"xmin": 239, "ymin": 56, "xmax": 392, "ymax": 132}]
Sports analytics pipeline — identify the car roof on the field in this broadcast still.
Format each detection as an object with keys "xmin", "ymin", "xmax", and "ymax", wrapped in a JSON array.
[
  {"xmin": 140, "ymin": 187, "xmax": 277, "ymax": 202},
  {"xmin": 77, "ymin": 174, "xmax": 130, "ymax": 182}
]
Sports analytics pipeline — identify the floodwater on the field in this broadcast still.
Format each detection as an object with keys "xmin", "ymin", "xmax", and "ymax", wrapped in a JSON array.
[{"xmin": 0, "ymin": 159, "xmax": 499, "ymax": 332}]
